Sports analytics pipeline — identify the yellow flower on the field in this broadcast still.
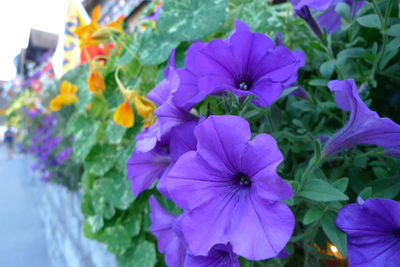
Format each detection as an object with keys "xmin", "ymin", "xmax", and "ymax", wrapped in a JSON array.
[
  {"xmin": 133, "ymin": 96, "xmax": 155, "ymax": 118},
  {"xmin": 88, "ymin": 69, "xmax": 105, "ymax": 95},
  {"xmin": 113, "ymin": 100, "xmax": 134, "ymax": 128},
  {"xmin": 60, "ymin": 80, "xmax": 78, "ymax": 95},
  {"xmin": 49, "ymin": 81, "xmax": 78, "ymax": 111},
  {"xmin": 113, "ymin": 68, "xmax": 155, "ymax": 128},
  {"xmin": 142, "ymin": 115, "xmax": 156, "ymax": 128},
  {"xmin": 49, "ymin": 95, "xmax": 65, "ymax": 111}
]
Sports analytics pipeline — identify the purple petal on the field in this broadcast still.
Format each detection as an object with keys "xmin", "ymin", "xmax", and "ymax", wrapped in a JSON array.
[
  {"xmin": 173, "ymin": 68, "xmax": 209, "ymax": 111},
  {"xmin": 317, "ymin": 8, "xmax": 341, "ymax": 33},
  {"xmin": 149, "ymin": 196, "xmax": 186, "ymax": 267},
  {"xmin": 184, "ymin": 244, "xmax": 240, "ymax": 267},
  {"xmin": 167, "ymin": 151, "xmax": 233, "ymax": 211},
  {"xmin": 169, "ymin": 121, "xmax": 198, "ymax": 162},
  {"xmin": 323, "ymin": 79, "xmax": 400, "ymax": 156},
  {"xmin": 127, "ymin": 147, "xmax": 171, "ymax": 197},
  {"xmin": 194, "ymin": 115, "xmax": 250, "ymax": 173},
  {"xmin": 179, "ymin": 191, "xmax": 295, "ymax": 260},
  {"xmin": 147, "ymin": 79, "xmax": 171, "ymax": 106},
  {"xmin": 163, "ymin": 48, "xmax": 176, "ymax": 78},
  {"xmin": 241, "ymin": 134, "xmax": 293, "ymax": 200},
  {"xmin": 336, "ymin": 199, "xmax": 400, "ymax": 266}
]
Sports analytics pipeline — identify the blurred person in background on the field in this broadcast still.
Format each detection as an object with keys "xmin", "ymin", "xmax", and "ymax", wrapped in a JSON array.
[{"xmin": 4, "ymin": 126, "xmax": 15, "ymax": 159}]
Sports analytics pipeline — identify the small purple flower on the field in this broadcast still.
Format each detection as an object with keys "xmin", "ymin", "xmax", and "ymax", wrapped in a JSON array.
[
  {"xmin": 127, "ymin": 121, "xmax": 197, "ymax": 197},
  {"xmin": 336, "ymin": 198, "xmax": 400, "ymax": 266},
  {"xmin": 56, "ymin": 147, "xmax": 72, "ymax": 164},
  {"xmin": 173, "ymin": 20, "xmax": 304, "ymax": 110},
  {"xmin": 294, "ymin": 6, "xmax": 324, "ymax": 36},
  {"xmin": 166, "ymin": 115, "xmax": 294, "ymax": 260},
  {"xmin": 292, "ymin": 0, "xmax": 364, "ymax": 33},
  {"xmin": 149, "ymin": 196, "xmax": 240, "ymax": 267},
  {"xmin": 322, "ymin": 79, "xmax": 400, "ymax": 157}
]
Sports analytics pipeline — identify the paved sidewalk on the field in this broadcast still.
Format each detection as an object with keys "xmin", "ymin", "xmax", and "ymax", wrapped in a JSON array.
[{"xmin": 0, "ymin": 147, "xmax": 50, "ymax": 267}]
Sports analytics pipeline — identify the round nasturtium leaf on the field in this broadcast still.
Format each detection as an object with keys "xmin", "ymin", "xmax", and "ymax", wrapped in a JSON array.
[{"xmin": 157, "ymin": 0, "xmax": 228, "ymax": 42}]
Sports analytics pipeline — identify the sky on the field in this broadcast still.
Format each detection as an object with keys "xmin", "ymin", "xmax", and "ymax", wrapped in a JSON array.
[{"xmin": 0, "ymin": 0, "xmax": 69, "ymax": 81}]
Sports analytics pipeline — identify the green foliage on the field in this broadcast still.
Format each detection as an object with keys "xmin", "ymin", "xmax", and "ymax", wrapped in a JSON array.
[
  {"xmin": 299, "ymin": 179, "xmax": 349, "ymax": 202},
  {"xmin": 158, "ymin": 0, "xmax": 228, "ymax": 41},
  {"xmin": 14, "ymin": 0, "xmax": 400, "ymax": 266}
]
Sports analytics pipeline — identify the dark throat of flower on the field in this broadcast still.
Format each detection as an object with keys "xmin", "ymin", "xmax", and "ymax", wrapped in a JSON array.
[
  {"xmin": 237, "ymin": 77, "xmax": 253, "ymax": 91},
  {"xmin": 234, "ymin": 172, "xmax": 252, "ymax": 187}
]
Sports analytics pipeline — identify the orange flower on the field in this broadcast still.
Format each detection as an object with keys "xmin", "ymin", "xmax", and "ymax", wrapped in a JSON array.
[
  {"xmin": 88, "ymin": 69, "xmax": 105, "ymax": 95},
  {"xmin": 113, "ymin": 100, "xmax": 134, "ymax": 128},
  {"xmin": 49, "ymin": 81, "xmax": 78, "ymax": 111},
  {"xmin": 74, "ymin": 6, "xmax": 125, "ymax": 49}
]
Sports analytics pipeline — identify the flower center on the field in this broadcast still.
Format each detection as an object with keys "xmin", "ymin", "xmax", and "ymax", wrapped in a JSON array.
[
  {"xmin": 234, "ymin": 172, "xmax": 251, "ymax": 187},
  {"xmin": 239, "ymin": 81, "xmax": 249, "ymax": 91}
]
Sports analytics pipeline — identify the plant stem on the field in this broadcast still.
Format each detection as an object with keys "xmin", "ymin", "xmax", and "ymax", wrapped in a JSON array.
[{"xmin": 371, "ymin": 0, "xmax": 395, "ymax": 74}]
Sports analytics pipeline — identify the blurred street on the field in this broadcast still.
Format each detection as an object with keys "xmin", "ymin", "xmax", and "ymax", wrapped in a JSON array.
[{"xmin": 0, "ymin": 146, "xmax": 50, "ymax": 267}]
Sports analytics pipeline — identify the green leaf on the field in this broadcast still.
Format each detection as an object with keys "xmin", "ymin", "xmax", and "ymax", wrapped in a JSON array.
[
  {"xmin": 76, "ymin": 85, "xmax": 92, "ymax": 112},
  {"xmin": 369, "ymin": 178, "xmax": 400, "ymax": 199},
  {"xmin": 386, "ymin": 37, "xmax": 400, "ymax": 52},
  {"xmin": 100, "ymin": 225, "xmax": 131, "ymax": 256},
  {"xmin": 91, "ymin": 188, "xmax": 116, "ymax": 219},
  {"xmin": 230, "ymin": 0, "xmax": 271, "ymax": 33},
  {"xmin": 94, "ymin": 176, "xmax": 134, "ymax": 210},
  {"xmin": 67, "ymin": 112, "xmax": 86, "ymax": 135},
  {"xmin": 87, "ymin": 215, "xmax": 104, "ymax": 233},
  {"xmin": 321, "ymin": 212, "xmax": 347, "ymax": 258},
  {"xmin": 380, "ymin": 48, "xmax": 398, "ymax": 70},
  {"xmin": 139, "ymin": 30, "xmax": 179, "ymax": 65},
  {"xmin": 359, "ymin": 186, "xmax": 372, "ymax": 200},
  {"xmin": 84, "ymin": 144, "xmax": 116, "ymax": 176},
  {"xmin": 332, "ymin": 177, "xmax": 349, "ymax": 193},
  {"xmin": 308, "ymin": 79, "xmax": 329, "ymax": 87},
  {"xmin": 90, "ymin": 95, "xmax": 109, "ymax": 119},
  {"xmin": 357, "ymin": 15, "xmax": 381, "ymax": 29},
  {"xmin": 383, "ymin": 24, "xmax": 400, "ymax": 37},
  {"xmin": 337, "ymin": 48, "xmax": 370, "ymax": 59},
  {"xmin": 319, "ymin": 60, "xmax": 335, "ymax": 78},
  {"xmin": 303, "ymin": 207, "xmax": 324, "ymax": 225},
  {"xmin": 118, "ymin": 240, "xmax": 156, "ymax": 267},
  {"xmin": 72, "ymin": 122, "xmax": 99, "ymax": 162},
  {"xmin": 124, "ymin": 211, "xmax": 142, "ymax": 237},
  {"xmin": 310, "ymin": 42, "xmax": 326, "ymax": 52},
  {"xmin": 158, "ymin": 0, "xmax": 228, "ymax": 42},
  {"xmin": 106, "ymin": 122, "xmax": 127, "ymax": 144},
  {"xmin": 298, "ymin": 179, "xmax": 349, "ymax": 202}
]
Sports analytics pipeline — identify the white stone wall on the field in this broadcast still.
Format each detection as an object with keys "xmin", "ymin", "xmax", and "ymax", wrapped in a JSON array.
[{"xmin": 32, "ymin": 176, "xmax": 118, "ymax": 267}]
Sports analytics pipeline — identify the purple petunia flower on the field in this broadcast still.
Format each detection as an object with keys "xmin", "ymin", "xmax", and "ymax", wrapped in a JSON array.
[
  {"xmin": 56, "ymin": 147, "xmax": 72, "ymax": 164},
  {"xmin": 127, "ymin": 121, "xmax": 197, "ymax": 197},
  {"xmin": 322, "ymin": 79, "xmax": 400, "ymax": 157},
  {"xmin": 291, "ymin": 0, "xmax": 364, "ymax": 33},
  {"xmin": 336, "ymin": 198, "xmax": 400, "ymax": 266},
  {"xmin": 136, "ymin": 49, "xmax": 197, "ymax": 153},
  {"xmin": 166, "ymin": 115, "xmax": 294, "ymax": 260},
  {"xmin": 149, "ymin": 196, "xmax": 240, "ymax": 267},
  {"xmin": 172, "ymin": 20, "xmax": 304, "ymax": 110}
]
